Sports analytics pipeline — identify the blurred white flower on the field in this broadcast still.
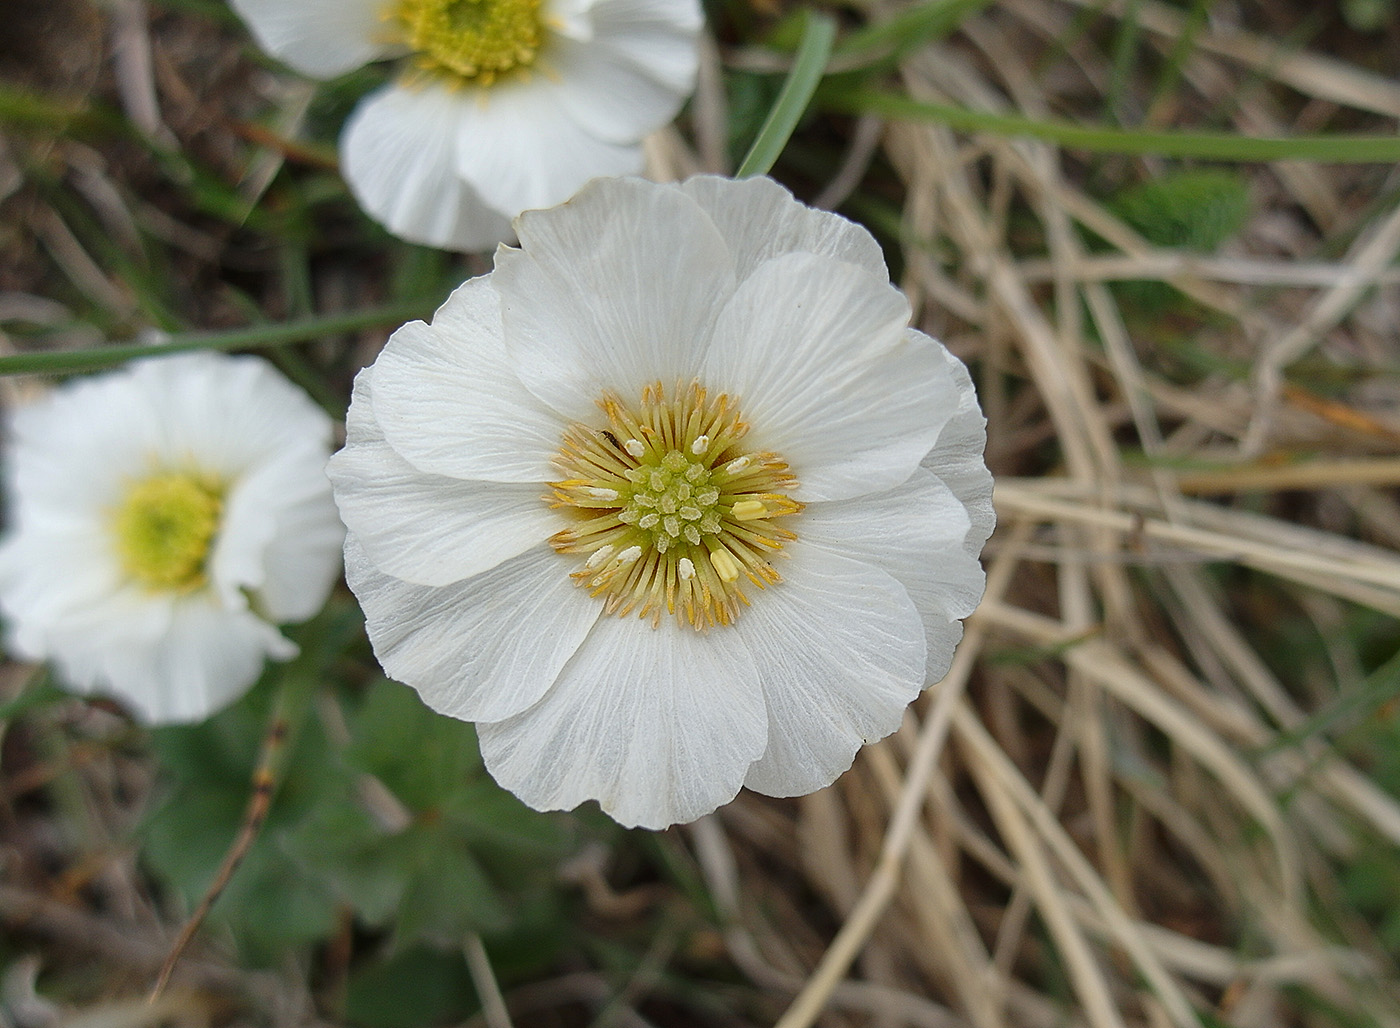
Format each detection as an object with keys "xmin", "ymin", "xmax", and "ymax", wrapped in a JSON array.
[
  {"xmin": 230, "ymin": 0, "xmax": 701, "ymax": 251},
  {"xmin": 330, "ymin": 176, "xmax": 994, "ymax": 829},
  {"xmin": 0, "ymin": 353, "xmax": 345, "ymax": 724}
]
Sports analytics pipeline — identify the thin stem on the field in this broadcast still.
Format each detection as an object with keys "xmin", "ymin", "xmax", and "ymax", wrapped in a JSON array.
[
  {"xmin": 831, "ymin": 90, "xmax": 1400, "ymax": 163},
  {"xmin": 0, "ymin": 297, "xmax": 440, "ymax": 377},
  {"xmin": 735, "ymin": 12, "xmax": 838, "ymax": 178},
  {"xmin": 149, "ymin": 679, "xmax": 310, "ymax": 999}
]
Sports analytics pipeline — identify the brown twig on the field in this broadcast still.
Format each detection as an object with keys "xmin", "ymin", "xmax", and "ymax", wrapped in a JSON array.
[{"xmin": 148, "ymin": 696, "xmax": 294, "ymax": 1000}]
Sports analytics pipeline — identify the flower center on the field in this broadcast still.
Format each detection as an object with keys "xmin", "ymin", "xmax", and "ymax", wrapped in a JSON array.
[
  {"xmin": 549, "ymin": 382, "xmax": 803, "ymax": 630},
  {"xmin": 114, "ymin": 472, "xmax": 222, "ymax": 592},
  {"xmin": 392, "ymin": 0, "xmax": 544, "ymax": 86}
]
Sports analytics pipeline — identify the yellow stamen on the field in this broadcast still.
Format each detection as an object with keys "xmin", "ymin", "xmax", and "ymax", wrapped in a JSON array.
[
  {"xmin": 731, "ymin": 499, "xmax": 767, "ymax": 521},
  {"xmin": 391, "ymin": 0, "xmax": 544, "ymax": 86},
  {"xmin": 113, "ymin": 472, "xmax": 222, "ymax": 592},
  {"xmin": 708, "ymin": 548, "xmax": 740, "ymax": 583},
  {"xmin": 548, "ymin": 381, "xmax": 803, "ymax": 630}
]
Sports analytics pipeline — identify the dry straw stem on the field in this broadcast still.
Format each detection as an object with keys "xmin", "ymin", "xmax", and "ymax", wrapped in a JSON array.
[{"xmin": 725, "ymin": 0, "xmax": 1400, "ymax": 1025}]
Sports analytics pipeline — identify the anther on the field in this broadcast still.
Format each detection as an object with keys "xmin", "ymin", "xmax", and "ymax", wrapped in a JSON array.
[
  {"xmin": 724, "ymin": 456, "xmax": 752, "ymax": 475},
  {"xmin": 690, "ymin": 434, "xmax": 709, "ymax": 455},
  {"xmin": 678, "ymin": 557, "xmax": 696, "ymax": 580},
  {"xmin": 709, "ymin": 548, "xmax": 740, "ymax": 582},
  {"xmin": 731, "ymin": 499, "xmax": 767, "ymax": 521},
  {"xmin": 625, "ymin": 438, "xmax": 645, "ymax": 457},
  {"xmin": 583, "ymin": 486, "xmax": 619, "ymax": 501},
  {"xmin": 584, "ymin": 545, "xmax": 615, "ymax": 570}
]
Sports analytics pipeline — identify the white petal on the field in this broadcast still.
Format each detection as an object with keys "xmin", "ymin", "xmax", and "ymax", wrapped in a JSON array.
[
  {"xmin": 7, "ymin": 367, "xmax": 163, "ymax": 513},
  {"xmin": 0, "ymin": 517, "xmax": 121, "ymax": 627},
  {"xmin": 0, "ymin": 530, "xmax": 166, "ymax": 665},
  {"xmin": 342, "ymin": 84, "xmax": 516, "ymax": 252},
  {"xmin": 330, "ymin": 372, "xmax": 557, "ymax": 586},
  {"xmin": 369, "ymin": 277, "xmax": 565, "ymax": 482},
  {"xmin": 920, "ymin": 339, "xmax": 997, "ymax": 559},
  {"xmin": 798, "ymin": 470, "xmax": 985, "ymax": 683},
  {"xmin": 451, "ymin": 79, "xmax": 642, "ymax": 216},
  {"xmin": 230, "ymin": 0, "xmax": 390, "ymax": 79},
  {"xmin": 110, "ymin": 602, "xmax": 295, "ymax": 724},
  {"xmin": 214, "ymin": 454, "xmax": 344, "ymax": 620},
  {"xmin": 736, "ymin": 543, "xmax": 927, "ymax": 798},
  {"xmin": 130, "ymin": 352, "xmax": 335, "ymax": 479},
  {"xmin": 495, "ymin": 177, "xmax": 734, "ymax": 423},
  {"xmin": 547, "ymin": 0, "xmax": 597, "ymax": 40},
  {"xmin": 252, "ymin": 472, "xmax": 349, "ymax": 622},
  {"xmin": 38, "ymin": 598, "xmax": 291, "ymax": 725},
  {"xmin": 680, "ymin": 176, "xmax": 888, "ymax": 281},
  {"xmin": 346, "ymin": 538, "xmax": 599, "ymax": 722},
  {"xmin": 581, "ymin": 0, "xmax": 702, "ymax": 91},
  {"xmin": 547, "ymin": 20, "xmax": 695, "ymax": 144},
  {"xmin": 477, "ymin": 614, "xmax": 766, "ymax": 829},
  {"xmin": 701, "ymin": 254, "xmax": 951, "ymax": 501}
]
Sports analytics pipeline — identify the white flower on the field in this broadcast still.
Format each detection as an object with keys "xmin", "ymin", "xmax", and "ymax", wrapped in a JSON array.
[
  {"xmin": 230, "ymin": 0, "xmax": 701, "ymax": 251},
  {"xmin": 0, "ymin": 353, "xmax": 346, "ymax": 724},
  {"xmin": 329, "ymin": 176, "xmax": 994, "ymax": 829}
]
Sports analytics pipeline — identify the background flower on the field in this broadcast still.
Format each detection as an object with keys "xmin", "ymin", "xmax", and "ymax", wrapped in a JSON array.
[
  {"xmin": 330, "ymin": 176, "xmax": 994, "ymax": 829},
  {"xmin": 230, "ymin": 0, "xmax": 701, "ymax": 251},
  {"xmin": 0, "ymin": 353, "xmax": 345, "ymax": 724}
]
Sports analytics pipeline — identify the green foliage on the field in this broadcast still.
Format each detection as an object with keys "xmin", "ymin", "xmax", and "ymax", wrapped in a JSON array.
[
  {"xmin": 345, "ymin": 947, "xmax": 479, "ymax": 1028},
  {"xmin": 142, "ymin": 675, "xmax": 347, "ymax": 962},
  {"xmin": 1341, "ymin": 0, "xmax": 1395, "ymax": 32},
  {"xmin": 726, "ymin": 71, "xmax": 783, "ymax": 167},
  {"xmin": 140, "ymin": 610, "xmax": 576, "ymax": 978},
  {"xmin": 1105, "ymin": 168, "xmax": 1252, "ymax": 317},
  {"xmin": 831, "ymin": 91, "xmax": 1400, "ymax": 162},
  {"xmin": 735, "ymin": 11, "xmax": 836, "ymax": 179},
  {"xmin": 1111, "ymin": 169, "xmax": 1252, "ymax": 252}
]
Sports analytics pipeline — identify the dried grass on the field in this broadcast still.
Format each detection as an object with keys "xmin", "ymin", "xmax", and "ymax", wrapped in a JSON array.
[{"xmin": 678, "ymin": 2, "xmax": 1400, "ymax": 1026}]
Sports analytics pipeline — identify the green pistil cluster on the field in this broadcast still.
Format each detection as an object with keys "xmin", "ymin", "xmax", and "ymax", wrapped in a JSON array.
[
  {"xmin": 549, "ymin": 382, "xmax": 803, "ymax": 630},
  {"xmin": 393, "ymin": 0, "xmax": 544, "ymax": 86},
  {"xmin": 617, "ymin": 450, "xmax": 724, "ymax": 553},
  {"xmin": 114, "ymin": 471, "xmax": 222, "ymax": 592}
]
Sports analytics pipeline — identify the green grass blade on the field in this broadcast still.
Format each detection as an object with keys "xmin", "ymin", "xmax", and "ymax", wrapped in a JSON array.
[
  {"xmin": 0, "ymin": 297, "xmax": 441, "ymax": 377},
  {"xmin": 1256, "ymin": 647, "xmax": 1400, "ymax": 756},
  {"xmin": 832, "ymin": 90, "xmax": 1400, "ymax": 163},
  {"xmin": 0, "ymin": 83, "xmax": 127, "ymax": 137},
  {"xmin": 834, "ymin": 0, "xmax": 994, "ymax": 65},
  {"xmin": 735, "ymin": 11, "xmax": 838, "ymax": 179}
]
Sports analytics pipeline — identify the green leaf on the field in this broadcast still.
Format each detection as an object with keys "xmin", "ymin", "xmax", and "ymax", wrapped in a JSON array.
[
  {"xmin": 394, "ymin": 831, "xmax": 511, "ymax": 942},
  {"xmin": 141, "ymin": 653, "xmax": 350, "ymax": 962},
  {"xmin": 0, "ymin": 298, "xmax": 441, "ymax": 377},
  {"xmin": 345, "ymin": 947, "xmax": 478, "ymax": 1028},
  {"xmin": 829, "ymin": 90, "xmax": 1400, "ymax": 163},
  {"xmin": 346, "ymin": 679, "xmax": 482, "ymax": 810},
  {"xmin": 1111, "ymin": 169, "xmax": 1252, "ymax": 251},
  {"xmin": 834, "ymin": 0, "xmax": 994, "ymax": 66},
  {"xmin": 329, "ymin": 679, "xmax": 575, "ymax": 948},
  {"xmin": 0, "ymin": 670, "xmax": 67, "ymax": 721},
  {"xmin": 735, "ymin": 12, "xmax": 838, "ymax": 178}
]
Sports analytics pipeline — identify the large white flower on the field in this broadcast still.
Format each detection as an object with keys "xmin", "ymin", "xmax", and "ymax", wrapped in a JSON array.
[
  {"xmin": 329, "ymin": 176, "xmax": 994, "ymax": 829},
  {"xmin": 230, "ymin": 0, "xmax": 701, "ymax": 251},
  {"xmin": 0, "ymin": 353, "xmax": 346, "ymax": 724}
]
